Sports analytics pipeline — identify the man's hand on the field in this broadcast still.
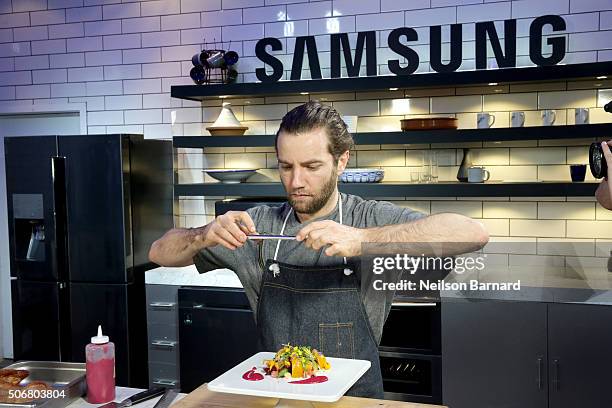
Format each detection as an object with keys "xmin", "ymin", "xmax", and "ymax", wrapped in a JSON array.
[
  {"xmin": 296, "ymin": 220, "xmax": 366, "ymax": 257},
  {"xmin": 602, "ymin": 141, "xmax": 612, "ymax": 179},
  {"xmin": 596, "ymin": 140, "xmax": 612, "ymax": 210},
  {"xmin": 149, "ymin": 211, "xmax": 257, "ymax": 267},
  {"xmin": 204, "ymin": 211, "xmax": 257, "ymax": 250}
]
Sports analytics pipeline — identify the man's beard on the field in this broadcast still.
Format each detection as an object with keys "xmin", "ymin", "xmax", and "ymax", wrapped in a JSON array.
[{"xmin": 287, "ymin": 168, "xmax": 337, "ymax": 214}]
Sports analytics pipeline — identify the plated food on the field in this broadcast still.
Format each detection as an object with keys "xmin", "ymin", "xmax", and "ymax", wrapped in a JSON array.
[
  {"xmin": 263, "ymin": 344, "xmax": 330, "ymax": 380},
  {"xmin": 0, "ymin": 368, "xmax": 52, "ymax": 403},
  {"xmin": 0, "ymin": 369, "xmax": 29, "ymax": 386}
]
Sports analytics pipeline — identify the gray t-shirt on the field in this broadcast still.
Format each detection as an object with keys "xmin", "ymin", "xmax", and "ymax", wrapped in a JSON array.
[{"xmin": 193, "ymin": 192, "xmax": 426, "ymax": 343}]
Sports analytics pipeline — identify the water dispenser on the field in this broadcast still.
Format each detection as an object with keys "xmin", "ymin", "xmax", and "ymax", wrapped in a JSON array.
[{"xmin": 12, "ymin": 194, "xmax": 46, "ymax": 262}]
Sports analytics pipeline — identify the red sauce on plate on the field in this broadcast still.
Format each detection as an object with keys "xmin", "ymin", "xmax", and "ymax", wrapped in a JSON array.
[
  {"xmin": 242, "ymin": 367, "xmax": 264, "ymax": 381},
  {"xmin": 288, "ymin": 376, "xmax": 329, "ymax": 384}
]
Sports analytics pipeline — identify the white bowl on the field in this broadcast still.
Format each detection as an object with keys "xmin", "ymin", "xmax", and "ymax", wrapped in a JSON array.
[{"xmin": 204, "ymin": 169, "xmax": 258, "ymax": 183}]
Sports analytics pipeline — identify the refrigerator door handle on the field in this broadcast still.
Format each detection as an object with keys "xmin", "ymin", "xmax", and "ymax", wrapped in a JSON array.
[
  {"xmin": 51, "ymin": 156, "xmax": 69, "ymax": 281},
  {"xmin": 51, "ymin": 155, "xmax": 71, "ymax": 361}
]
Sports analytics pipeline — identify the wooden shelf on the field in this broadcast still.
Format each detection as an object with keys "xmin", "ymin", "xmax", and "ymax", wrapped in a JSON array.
[
  {"xmin": 171, "ymin": 62, "xmax": 610, "ymax": 198},
  {"xmin": 174, "ymin": 181, "xmax": 600, "ymax": 198},
  {"xmin": 170, "ymin": 62, "xmax": 612, "ymax": 101},
  {"xmin": 173, "ymin": 123, "xmax": 611, "ymax": 148}
]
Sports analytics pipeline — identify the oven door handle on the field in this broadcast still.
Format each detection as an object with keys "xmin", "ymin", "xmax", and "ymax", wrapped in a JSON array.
[{"xmin": 391, "ymin": 302, "xmax": 437, "ymax": 307}]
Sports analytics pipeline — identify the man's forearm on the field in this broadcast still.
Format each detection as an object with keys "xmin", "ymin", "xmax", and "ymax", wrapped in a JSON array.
[
  {"xmin": 596, "ymin": 179, "xmax": 612, "ymax": 210},
  {"xmin": 148, "ymin": 226, "xmax": 208, "ymax": 267},
  {"xmin": 361, "ymin": 213, "xmax": 489, "ymax": 256}
]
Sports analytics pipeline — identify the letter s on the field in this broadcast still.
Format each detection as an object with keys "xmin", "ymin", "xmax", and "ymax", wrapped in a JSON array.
[{"xmin": 255, "ymin": 37, "xmax": 284, "ymax": 83}]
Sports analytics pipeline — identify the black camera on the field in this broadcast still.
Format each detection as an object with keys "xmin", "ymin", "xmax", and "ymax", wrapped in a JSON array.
[{"xmin": 590, "ymin": 142, "xmax": 608, "ymax": 179}]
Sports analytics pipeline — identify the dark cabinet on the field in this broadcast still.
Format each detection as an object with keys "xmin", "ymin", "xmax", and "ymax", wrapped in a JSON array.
[
  {"xmin": 178, "ymin": 287, "xmax": 258, "ymax": 393},
  {"xmin": 442, "ymin": 299, "xmax": 612, "ymax": 408},
  {"xmin": 442, "ymin": 299, "xmax": 548, "ymax": 408},
  {"xmin": 548, "ymin": 303, "xmax": 612, "ymax": 408}
]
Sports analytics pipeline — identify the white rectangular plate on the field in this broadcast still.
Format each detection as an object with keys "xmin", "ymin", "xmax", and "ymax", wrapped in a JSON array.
[{"xmin": 207, "ymin": 352, "xmax": 371, "ymax": 403}]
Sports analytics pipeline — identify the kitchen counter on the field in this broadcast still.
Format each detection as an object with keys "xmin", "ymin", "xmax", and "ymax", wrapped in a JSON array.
[
  {"xmin": 172, "ymin": 383, "xmax": 446, "ymax": 408},
  {"xmin": 440, "ymin": 266, "xmax": 612, "ymax": 305},
  {"xmin": 67, "ymin": 387, "xmax": 186, "ymax": 408},
  {"xmin": 145, "ymin": 265, "xmax": 242, "ymax": 287},
  {"xmin": 145, "ymin": 264, "xmax": 612, "ymax": 305},
  {"xmin": 67, "ymin": 386, "xmax": 445, "ymax": 408}
]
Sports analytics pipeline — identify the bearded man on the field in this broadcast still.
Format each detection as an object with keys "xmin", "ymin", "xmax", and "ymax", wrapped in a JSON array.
[{"xmin": 149, "ymin": 101, "xmax": 488, "ymax": 399}]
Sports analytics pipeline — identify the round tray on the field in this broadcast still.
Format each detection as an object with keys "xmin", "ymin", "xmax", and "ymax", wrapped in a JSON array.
[{"xmin": 401, "ymin": 117, "xmax": 458, "ymax": 130}]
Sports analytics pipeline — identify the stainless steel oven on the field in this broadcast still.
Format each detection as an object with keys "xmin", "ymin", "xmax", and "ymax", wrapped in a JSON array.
[{"xmin": 379, "ymin": 301, "xmax": 442, "ymax": 404}]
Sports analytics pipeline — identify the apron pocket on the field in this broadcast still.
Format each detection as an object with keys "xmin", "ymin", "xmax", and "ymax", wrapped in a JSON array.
[{"xmin": 318, "ymin": 323, "xmax": 355, "ymax": 359}]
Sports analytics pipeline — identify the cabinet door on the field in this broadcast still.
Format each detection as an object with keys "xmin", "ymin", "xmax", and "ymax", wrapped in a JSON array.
[
  {"xmin": 442, "ymin": 299, "xmax": 547, "ymax": 408},
  {"xmin": 548, "ymin": 303, "xmax": 612, "ymax": 408},
  {"xmin": 179, "ymin": 289, "xmax": 258, "ymax": 393}
]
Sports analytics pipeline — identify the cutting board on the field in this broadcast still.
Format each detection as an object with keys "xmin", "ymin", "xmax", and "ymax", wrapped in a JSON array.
[{"xmin": 171, "ymin": 383, "xmax": 447, "ymax": 408}]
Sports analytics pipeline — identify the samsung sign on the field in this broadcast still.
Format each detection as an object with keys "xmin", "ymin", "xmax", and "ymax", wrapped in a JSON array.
[{"xmin": 255, "ymin": 15, "xmax": 567, "ymax": 83}]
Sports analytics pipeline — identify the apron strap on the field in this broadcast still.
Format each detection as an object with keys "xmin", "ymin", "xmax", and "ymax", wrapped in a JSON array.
[{"xmin": 272, "ymin": 194, "xmax": 352, "ymax": 275}]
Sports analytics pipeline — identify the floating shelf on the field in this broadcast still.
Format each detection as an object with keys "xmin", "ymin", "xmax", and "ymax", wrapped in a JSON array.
[
  {"xmin": 171, "ymin": 62, "xmax": 612, "ymax": 101},
  {"xmin": 174, "ymin": 182, "xmax": 600, "ymax": 198},
  {"xmin": 173, "ymin": 123, "xmax": 611, "ymax": 148}
]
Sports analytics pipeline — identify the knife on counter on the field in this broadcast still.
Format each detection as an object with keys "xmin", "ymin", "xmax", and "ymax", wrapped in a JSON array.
[
  {"xmin": 98, "ymin": 387, "xmax": 166, "ymax": 408},
  {"xmin": 151, "ymin": 389, "xmax": 179, "ymax": 408}
]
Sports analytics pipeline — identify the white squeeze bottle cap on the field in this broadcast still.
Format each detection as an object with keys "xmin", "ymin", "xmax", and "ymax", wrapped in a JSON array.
[{"xmin": 91, "ymin": 325, "xmax": 110, "ymax": 344}]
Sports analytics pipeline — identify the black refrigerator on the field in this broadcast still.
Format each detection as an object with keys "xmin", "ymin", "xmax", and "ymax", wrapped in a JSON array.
[{"xmin": 5, "ymin": 134, "xmax": 173, "ymax": 388}]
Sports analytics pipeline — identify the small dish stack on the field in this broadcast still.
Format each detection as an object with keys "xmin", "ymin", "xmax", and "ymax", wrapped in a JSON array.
[{"xmin": 339, "ymin": 169, "xmax": 385, "ymax": 183}]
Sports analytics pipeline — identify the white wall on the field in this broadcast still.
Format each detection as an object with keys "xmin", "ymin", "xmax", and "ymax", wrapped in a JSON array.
[
  {"xmin": 0, "ymin": 0, "xmax": 610, "ymax": 136},
  {"xmin": 1, "ymin": 0, "xmax": 612, "ymax": 357}
]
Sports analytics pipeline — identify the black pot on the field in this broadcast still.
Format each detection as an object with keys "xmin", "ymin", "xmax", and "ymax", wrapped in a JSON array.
[
  {"xmin": 223, "ymin": 50, "xmax": 239, "ymax": 66},
  {"xmin": 190, "ymin": 65, "xmax": 207, "ymax": 85},
  {"xmin": 191, "ymin": 51, "xmax": 210, "ymax": 67},
  {"xmin": 589, "ymin": 142, "xmax": 608, "ymax": 179},
  {"xmin": 225, "ymin": 68, "xmax": 238, "ymax": 84}
]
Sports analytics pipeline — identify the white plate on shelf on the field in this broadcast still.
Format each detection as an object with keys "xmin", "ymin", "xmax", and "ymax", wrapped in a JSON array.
[
  {"xmin": 207, "ymin": 352, "xmax": 371, "ymax": 403},
  {"xmin": 204, "ymin": 169, "xmax": 258, "ymax": 183}
]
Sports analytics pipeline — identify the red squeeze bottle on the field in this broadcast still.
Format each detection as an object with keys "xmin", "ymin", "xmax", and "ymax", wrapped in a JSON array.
[{"xmin": 86, "ymin": 325, "xmax": 115, "ymax": 404}]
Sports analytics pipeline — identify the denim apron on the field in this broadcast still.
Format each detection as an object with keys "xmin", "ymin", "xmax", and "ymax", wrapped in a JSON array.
[{"xmin": 256, "ymin": 195, "xmax": 385, "ymax": 399}]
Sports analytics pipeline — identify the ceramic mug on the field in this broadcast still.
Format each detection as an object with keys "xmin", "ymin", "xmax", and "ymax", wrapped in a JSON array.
[
  {"xmin": 468, "ymin": 166, "xmax": 490, "ymax": 183},
  {"xmin": 575, "ymin": 108, "xmax": 589, "ymax": 125},
  {"xmin": 570, "ymin": 164, "xmax": 587, "ymax": 182},
  {"xmin": 206, "ymin": 50, "xmax": 225, "ymax": 68},
  {"xmin": 477, "ymin": 112, "xmax": 496, "ymax": 129},
  {"xmin": 511, "ymin": 111, "xmax": 525, "ymax": 127},
  {"xmin": 542, "ymin": 110, "xmax": 556, "ymax": 126}
]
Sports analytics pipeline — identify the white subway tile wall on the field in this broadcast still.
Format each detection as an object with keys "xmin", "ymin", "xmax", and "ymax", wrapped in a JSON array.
[{"xmin": 1, "ymin": 0, "xmax": 612, "ymax": 266}]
